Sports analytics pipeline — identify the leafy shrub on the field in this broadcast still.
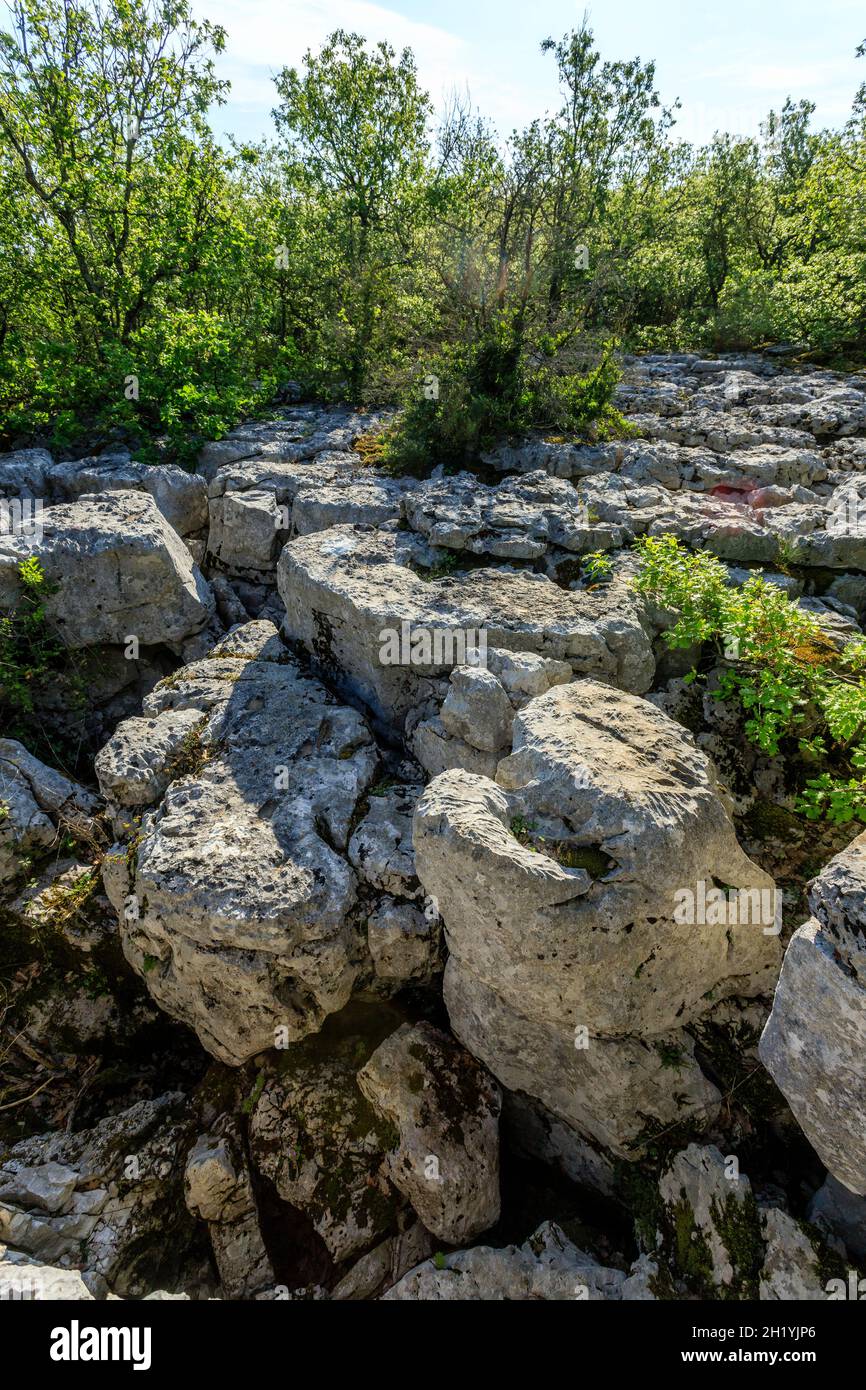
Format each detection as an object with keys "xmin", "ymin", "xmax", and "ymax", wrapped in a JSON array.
[
  {"xmin": 634, "ymin": 536, "xmax": 866, "ymax": 823},
  {"xmin": 384, "ymin": 318, "xmax": 625, "ymax": 474},
  {"xmin": 0, "ymin": 558, "xmax": 83, "ymax": 769}
]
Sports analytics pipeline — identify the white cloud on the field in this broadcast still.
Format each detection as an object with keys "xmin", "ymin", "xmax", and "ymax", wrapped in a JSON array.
[
  {"xmin": 197, "ymin": 0, "xmax": 550, "ymax": 140},
  {"xmin": 199, "ymin": 0, "xmax": 465, "ymax": 106}
]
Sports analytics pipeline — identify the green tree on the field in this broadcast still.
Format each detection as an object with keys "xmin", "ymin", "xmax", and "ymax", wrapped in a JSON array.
[{"xmin": 273, "ymin": 29, "xmax": 434, "ymax": 397}]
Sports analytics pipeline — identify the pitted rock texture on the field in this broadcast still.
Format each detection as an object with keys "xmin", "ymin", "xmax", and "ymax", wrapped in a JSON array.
[
  {"xmin": 96, "ymin": 622, "xmax": 380, "ymax": 1065},
  {"xmin": 414, "ymin": 680, "xmax": 781, "ymax": 1156},
  {"xmin": 278, "ymin": 525, "xmax": 654, "ymax": 728},
  {"xmin": 404, "ymin": 470, "xmax": 626, "ymax": 558},
  {"xmin": 0, "ymin": 491, "xmax": 213, "ymax": 650},
  {"xmin": 760, "ymin": 831, "xmax": 866, "ymax": 1195}
]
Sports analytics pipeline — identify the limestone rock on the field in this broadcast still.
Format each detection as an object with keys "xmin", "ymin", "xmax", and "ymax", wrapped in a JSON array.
[
  {"xmin": 278, "ymin": 525, "xmax": 654, "ymax": 728},
  {"xmin": 248, "ymin": 1039, "xmax": 403, "ymax": 1262},
  {"xmin": 658, "ymin": 1144, "xmax": 757, "ymax": 1291},
  {"xmin": 96, "ymin": 622, "xmax": 379, "ymax": 1064},
  {"xmin": 184, "ymin": 1134, "xmax": 273, "ymax": 1298},
  {"xmin": 384, "ymin": 1220, "xmax": 643, "ymax": 1301},
  {"xmin": 0, "ymin": 1093, "xmax": 198, "ymax": 1298},
  {"xmin": 414, "ymin": 681, "xmax": 780, "ymax": 1158},
  {"xmin": 358, "ymin": 1022, "xmax": 501, "ymax": 1242},
  {"xmin": 367, "ymin": 898, "xmax": 439, "ymax": 982},
  {"xmin": 758, "ymin": 1208, "xmax": 831, "ymax": 1301},
  {"xmin": 347, "ymin": 783, "xmax": 421, "ymax": 896},
  {"xmin": 759, "ymin": 919, "xmax": 866, "ymax": 1195},
  {"xmin": 0, "ymin": 739, "xmax": 100, "ymax": 883},
  {"xmin": 47, "ymin": 452, "xmax": 207, "ymax": 537},
  {"xmin": 0, "ymin": 492, "xmax": 213, "ymax": 650},
  {"xmin": 440, "ymin": 666, "xmax": 514, "ymax": 752}
]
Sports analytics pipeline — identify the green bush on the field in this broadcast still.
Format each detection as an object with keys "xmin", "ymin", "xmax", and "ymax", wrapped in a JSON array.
[
  {"xmin": 634, "ymin": 536, "xmax": 866, "ymax": 824},
  {"xmin": 384, "ymin": 319, "xmax": 625, "ymax": 474},
  {"xmin": 0, "ymin": 558, "xmax": 84, "ymax": 768}
]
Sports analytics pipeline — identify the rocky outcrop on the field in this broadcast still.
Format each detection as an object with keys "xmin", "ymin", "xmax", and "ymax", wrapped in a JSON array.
[
  {"xmin": 0, "ymin": 446, "xmax": 207, "ymax": 539},
  {"xmin": 414, "ymin": 681, "xmax": 781, "ymax": 1159},
  {"xmin": 0, "ymin": 1094, "xmax": 199, "ymax": 1298},
  {"xmin": 404, "ymin": 470, "xmax": 626, "ymax": 558},
  {"xmin": 6, "ymin": 353, "xmax": 866, "ymax": 1304},
  {"xmin": 96, "ymin": 621, "xmax": 381, "ymax": 1065},
  {"xmin": 759, "ymin": 832, "xmax": 866, "ymax": 1195},
  {"xmin": 278, "ymin": 525, "xmax": 654, "ymax": 728}
]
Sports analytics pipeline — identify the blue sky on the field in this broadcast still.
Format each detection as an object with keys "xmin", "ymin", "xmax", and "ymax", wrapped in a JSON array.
[{"xmin": 195, "ymin": 0, "xmax": 866, "ymax": 147}]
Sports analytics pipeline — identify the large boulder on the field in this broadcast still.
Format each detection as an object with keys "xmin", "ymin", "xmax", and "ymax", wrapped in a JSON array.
[
  {"xmin": 414, "ymin": 681, "xmax": 782, "ymax": 1158},
  {"xmin": 0, "ymin": 492, "xmax": 213, "ymax": 650},
  {"xmin": 96, "ymin": 622, "xmax": 380, "ymax": 1065},
  {"xmin": 277, "ymin": 525, "xmax": 654, "ymax": 728},
  {"xmin": 248, "ymin": 1026, "xmax": 405, "ymax": 1262},
  {"xmin": 759, "ymin": 831, "xmax": 866, "ymax": 1195},
  {"xmin": 358, "ymin": 1022, "xmax": 501, "ymax": 1243}
]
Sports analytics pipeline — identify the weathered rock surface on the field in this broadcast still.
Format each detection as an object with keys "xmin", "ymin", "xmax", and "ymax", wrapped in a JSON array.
[
  {"xmin": 347, "ymin": 783, "xmax": 421, "ymax": 897},
  {"xmin": 384, "ymin": 1220, "xmax": 647, "ymax": 1300},
  {"xmin": 414, "ymin": 681, "xmax": 781, "ymax": 1157},
  {"xmin": 0, "ymin": 492, "xmax": 213, "ymax": 650},
  {"xmin": 366, "ymin": 898, "xmax": 440, "ymax": 982},
  {"xmin": 184, "ymin": 1133, "xmax": 273, "ymax": 1298},
  {"xmin": 0, "ymin": 445, "xmax": 208, "ymax": 538},
  {"xmin": 650, "ymin": 1143, "xmax": 850, "ymax": 1301},
  {"xmin": 0, "ymin": 739, "xmax": 99, "ymax": 883},
  {"xmin": 405, "ymin": 470, "xmax": 626, "ymax": 557},
  {"xmin": 0, "ymin": 1094, "xmax": 198, "ymax": 1297},
  {"xmin": 248, "ymin": 1039, "xmax": 403, "ymax": 1261},
  {"xmin": 760, "ymin": 833, "xmax": 866, "ymax": 1195},
  {"xmin": 278, "ymin": 525, "xmax": 654, "ymax": 727},
  {"xmin": 658, "ymin": 1144, "xmax": 758, "ymax": 1292},
  {"xmin": 358, "ymin": 1022, "xmax": 501, "ymax": 1243},
  {"xmin": 96, "ymin": 621, "xmax": 380, "ymax": 1064}
]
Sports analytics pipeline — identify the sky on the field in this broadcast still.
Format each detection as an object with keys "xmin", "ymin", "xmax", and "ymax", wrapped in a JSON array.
[{"xmin": 194, "ymin": 0, "xmax": 866, "ymax": 148}]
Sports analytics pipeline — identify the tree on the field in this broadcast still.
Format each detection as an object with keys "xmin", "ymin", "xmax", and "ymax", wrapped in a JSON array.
[
  {"xmin": 0, "ymin": 0, "xmax": 229, "ymax": 343},
  {"xmin": 273, "ymin": 29, "xmax": 434, "ymax": 396}
]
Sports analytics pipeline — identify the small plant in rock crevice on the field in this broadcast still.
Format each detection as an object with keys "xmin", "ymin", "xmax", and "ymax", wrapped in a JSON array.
[{"xmin": 634, "ymin": 535, "xmax": 866, "ymax": 824}]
